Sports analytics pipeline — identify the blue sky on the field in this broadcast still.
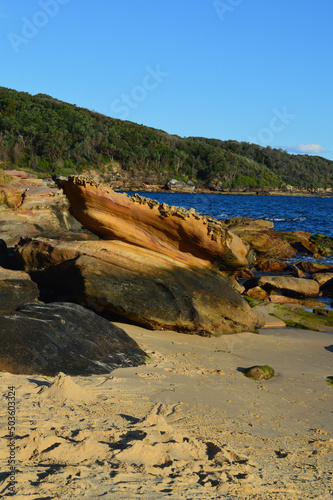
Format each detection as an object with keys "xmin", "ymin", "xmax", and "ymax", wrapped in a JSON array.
[{"xmin": 1, "ymin": 0, "xmax": 332, "ymax": 160}]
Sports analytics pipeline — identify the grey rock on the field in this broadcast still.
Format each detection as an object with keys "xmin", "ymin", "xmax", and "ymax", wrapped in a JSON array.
[
  {"xmin": 0, "ymin": 267, "xmax": 39, "ymax": 311},
  {"xmin": 0, "ymin": 302, "xmax": 147, "ymax": 375}
]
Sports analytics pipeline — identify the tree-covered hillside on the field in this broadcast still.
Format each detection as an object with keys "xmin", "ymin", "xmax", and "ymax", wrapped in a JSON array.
[{"xmin": 0, "ymin": 86, "xmax": 332, "ymax": 190}]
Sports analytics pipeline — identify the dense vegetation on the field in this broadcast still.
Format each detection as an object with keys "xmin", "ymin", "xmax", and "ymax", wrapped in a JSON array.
[{"xmin": 0, "ymin": 86, "xmax": 332, "ymax": 190}]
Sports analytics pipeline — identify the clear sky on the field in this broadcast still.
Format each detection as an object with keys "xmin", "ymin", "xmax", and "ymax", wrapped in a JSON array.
[{"xmin": 1, "ymin": 0, "xmax": 332, "ymax": 160}]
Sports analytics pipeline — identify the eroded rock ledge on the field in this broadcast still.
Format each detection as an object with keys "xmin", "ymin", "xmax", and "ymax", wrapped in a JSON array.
[{"xmin": 56, "ymin": 176, "xmax": 253, "ymax": 272}]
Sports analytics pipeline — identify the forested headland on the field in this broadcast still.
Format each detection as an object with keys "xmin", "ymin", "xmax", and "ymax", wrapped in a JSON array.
[{"xmin": 0, "ymin": 86, "xmax": 332, "ymax": 192}]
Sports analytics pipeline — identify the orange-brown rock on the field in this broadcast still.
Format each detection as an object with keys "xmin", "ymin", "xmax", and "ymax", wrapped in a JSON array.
[
  {"xmin": 15, "ymin": 237, "xmax": 264, "ymax": 335},
  {"xmin": 282, "ymin": 231, "xmax": 333, "ymax": 258},
  {"xmin": 56, "ymin": 176, "xmax": 252, "ymax": 271},
  {"xmin": 15, "ymin": 237, "xmax": 208, "ymax": 271},
  {"xmin": 240, "ymin": 230, "xmax": 297, "ymax": 261},
  {"xmin": 313, "ymin": 272, "xmax": 333, "ymax": 287},
  {"xmin": 220, "ymin": 218, "xmax": 297, "ymax": 261},
  {"xmin": 246, "ymin": 286, "xmax": 268, "ymax": 300},
  {"xmin": 267, "ymin": 296, "xmax": 326, "ymax": 308},
  {"xmin": 254, "ymin": 276, "xmax": 320, "ymax": 298},
  {"xmin": 0, "ymin": 185, "xmax": 26, "ymax": 209},
  {"xmin": 0, "ymin": 170, "xmax": 96, "ymax": 245},
  {"xmin": 221, "ymin": 217, "xmax": 274, "ymax": 231},
  {"xmin": 235, "ymin": 268, "xmax": 254, "ymax": 279},
  {"xmin": 297, "ymin": 262, "xmax": 333, "ymax": 274},
  {"xmin": 255, "ymin": 261, "xmax": 289, "ymax": 273}
]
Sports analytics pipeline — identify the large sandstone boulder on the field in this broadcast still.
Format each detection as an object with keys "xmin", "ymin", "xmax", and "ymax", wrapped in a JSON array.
[
  {"xmin": 0, "ymin": 266, "xmax": 39, "ymax": 311},
  {"xmin": 15, "ymin": 238, "xmax": 263, "ymax": 335},
  {"xmin": 56, "ymin": 176, "xmax": 252, "ymax": 271},
  {"xmin": 0, "ymin": 302, "xmax": 147, "ymax": 375}
]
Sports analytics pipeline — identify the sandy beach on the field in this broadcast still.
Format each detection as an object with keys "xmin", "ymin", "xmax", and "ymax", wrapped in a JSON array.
[{"xmin": 1, "ymin": 305, "xmax": 332, "ymax": 499}]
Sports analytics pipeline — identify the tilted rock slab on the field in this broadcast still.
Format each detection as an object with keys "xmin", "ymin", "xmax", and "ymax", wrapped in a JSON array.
[
  {"xmin": 0, "ymin": 302, "xmax": 147, "ymax": 375},
  {"xmin": 56, "ymin": 176, "xmax": 252, "ymax": 271},
  {"xmin": 15, "ymin": 238, "xmax": 263, "ymax": 335}
]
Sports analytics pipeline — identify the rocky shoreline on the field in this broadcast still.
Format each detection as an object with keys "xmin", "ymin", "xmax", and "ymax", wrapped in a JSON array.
[
  {"xmin": 113, "ymin": 179, "xmax": 333, "ymax": 197},
  {"xmin": 0, "ymin": 169, "xmax": 332, "ymax": 375},
  {"xmin": 1, "ymin": 169, "xmax": 333, "ymax": 499}
]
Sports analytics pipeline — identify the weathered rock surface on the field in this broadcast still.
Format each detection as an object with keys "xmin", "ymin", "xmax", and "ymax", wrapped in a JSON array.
[
  {"xmin": 221, "ymin": 218, "xmax": 274, "ymax": 231},
  {"xmin": 15, "ymin": 238, "xmax": 263, "ymax": 335},
  {"xmin": 280, "ymin": 231, "xmax": 333, "ymax": 258},
  {"xmin": 257, "ymin": 276, "xmax": 320, "ymax": 298},
  {"xmin": 0, "ymin": 266, "xmax": 39, "ymax": 311},
  {"xmin": 296, "ymin": 261, "xmax": 333, "ymax": 274},
  {"xmin": 0, "ymin": 302, "xmax": 147, "ymax": 375},
  {"xmin": 56, "ymin": 176, "xmax": 252, "ymax": 271},
  {"xmin": 0, "ymin": 170, "xmax": 96, "ymax": 246},
  {"xmin": 222, "ymin": 219, "xmax": 333, "ymax": 261},
  {"xmin": 255, "ymin": 261, "xmax": 289, "ymax": 273},
  {"xmin": 266, "ymin": 296, "xmax": 325, "ymax": 308},
  {"xmin": 220, "ymin": 218, "xmax": 297, "ymax": 261},
  {"xmin": 244, "ymin": 275, "xmax": 320, "ymax": 303},
  {"xmin": 313, "ymin": 272, "xmax": 333, "ymax": 287},
  {"xmin": 246, "ymin": 286, "xmax": 269, "ymax": 300}
]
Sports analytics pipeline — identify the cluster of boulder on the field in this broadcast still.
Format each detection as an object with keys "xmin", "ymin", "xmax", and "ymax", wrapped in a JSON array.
[
  {"xmin": 0, "ymin": 171, "xmax": 147, "ymax": 375},
  {"xmin": 14, "ymin": 175, "xmax": 262, "ymax": 335},
  {"xmin": 0, "ymin": 170, "xmax": 332, "ymax": 373},
  {"xmin": 244, "ymin": 261, "xmax": 333, "ymax": 305}
]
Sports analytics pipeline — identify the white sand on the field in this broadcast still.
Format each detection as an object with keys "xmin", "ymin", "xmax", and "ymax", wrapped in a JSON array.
[{"xmin": 1, "ymin": 318, "xmax": 333, "ymax": 499}]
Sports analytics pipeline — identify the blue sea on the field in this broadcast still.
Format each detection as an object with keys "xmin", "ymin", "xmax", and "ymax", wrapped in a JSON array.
[
  {"xmin": 131, "ymin": 192, "xmax": 333, "ymax": 236},
  {"xmin": 128, "ymin": 192, "xmax": 333, "ymax": 265}
]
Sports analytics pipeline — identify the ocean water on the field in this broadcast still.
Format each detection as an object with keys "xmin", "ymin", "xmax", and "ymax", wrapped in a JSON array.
[
  {"xmin": 131, "ymin": 192, "xmax": 333, "ymax": 237},
  {"xmin": 128, "ymin": 192, "xmax": 333, "ymax": 265}
]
